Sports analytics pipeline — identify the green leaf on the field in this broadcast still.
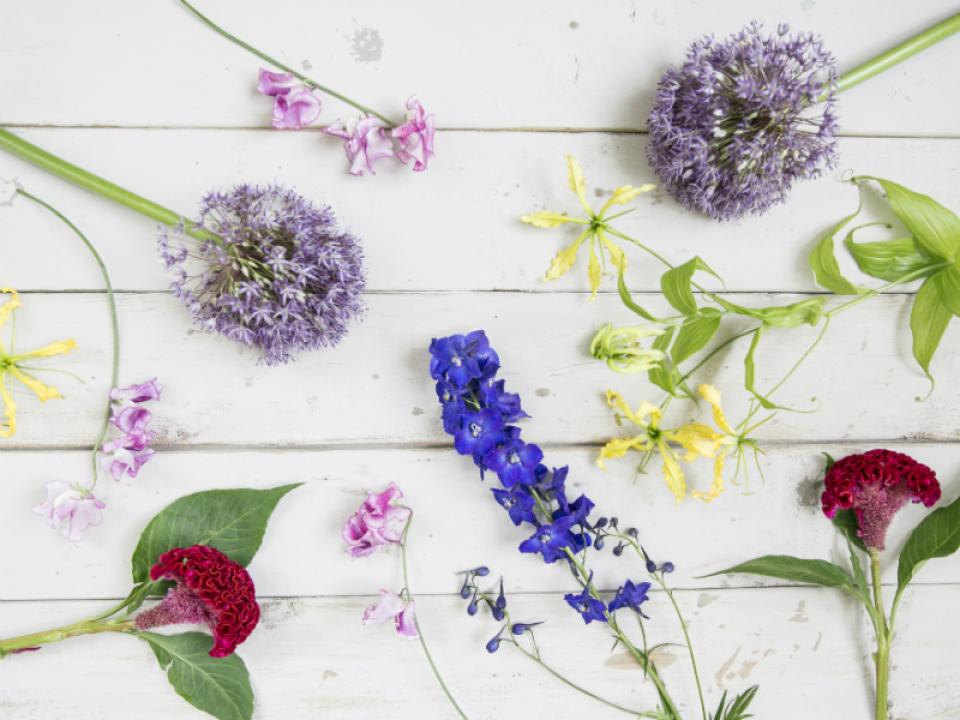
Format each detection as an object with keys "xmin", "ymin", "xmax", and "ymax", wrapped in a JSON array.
[
  {"xmin": 910, "ymin": 276, "xmax": 953, "ymax": 385},
  {"xmin": 647, "ymin": 326, "xmax": 679, "ymax": 395},
  {"xmin": 617, "ymin": 266, "xmax": 659, "ymax": 322},
  {"xmin": 660, "ymin": 257, "xmax": 721, "ymax": 316},
  {"xmin": 832, "ymin": 509, "xmax": 867, "ymax": 553},
  {"xmin": 142, "ymin": 632, "xmax": 253, "ymax": 720},
  {"xmin": 132, "ymin": 484, "xmax": 300, "ymax": 583},
  {"xmin": 706, "ymin": 555, "xmax": 855, "ymax": 591},
  {"xmin": 846, "ymin": 234, "xmax": 939, "ymax": 283},
  {"xmin": 719, "ymin": 685, "xmax": 759, "ymax": 720},
  {"xmin": 670, "ymin": 311, "xmax": 722, "ymax": 365},
  {"xmin": 809, "ymin": 210, "xmax": 864, "ymax": 295},
  {"xmin": 742, "ymin": 328, "xmax": 782, "ymax": 410},
  {"xmin": 897, "ymin": 494, "xmax": 960, "ymax": 591},
  {"xmin": 715, "ymin": 296, "xmax": 825, "ymax": 328},
  {"xmin": 933, "ymin": 264, "xmax": 960, "ymax": 317},
  {"xmin": 858, "ymin": 176, "xmax": 960, "ymax": 262},
  {"xmin": 845, "ymin": 537, "xmax": 869, "ymax": 598}
]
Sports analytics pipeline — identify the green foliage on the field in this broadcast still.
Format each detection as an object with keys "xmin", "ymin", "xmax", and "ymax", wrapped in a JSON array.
[
  {"xmin": 660, "ymin": 256, "xmax": 721, "ymax": 315},
  {"xmin": 617, "ymin": 266, "xmax": 659, "ymax": 322},
  {"xmin": 846, "ymin": 234, "xmax": 936, "ymax": 283},
  {"xmin": 832, "ymin": 509, "xmax": 867, "ymax": 553},
  {"xmin": 809, "ymin": 207, "xmax": 864, "ymax": 295},
  {"xmin": 711, "ymin": 686, "xmax": 759, "ymax": 720},
  {"xmin": 910, "ymin": 277, "xmax": 954, "ymax": 386},
  {"xmin": 897, "ymin": 494, "xmax": 960, "ymax": 592},
  {"xmin": 670, "ymin": 310, "xmax": 722, "ymax": 365},
  {"xmin": 707, "ymin": 555, "xmax": 856, "ymax": 592},
  {"xmin": 142, "ymin": 632, "xmax": 253, "ymax": 720}
]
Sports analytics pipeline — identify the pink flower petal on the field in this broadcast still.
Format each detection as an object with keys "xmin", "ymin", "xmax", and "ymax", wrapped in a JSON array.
[{"xmin": 257, "ymin": 69, "xmax": 298, "ymax": 97}]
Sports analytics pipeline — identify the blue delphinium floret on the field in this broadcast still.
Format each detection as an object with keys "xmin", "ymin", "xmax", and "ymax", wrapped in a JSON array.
[
  {"xmin": 564, "ymin": 581, "xmax": 608, "ymax": 624},
  {"xmin": 608, "ymin": 580, "xmax": 652, "ymax": 617}
]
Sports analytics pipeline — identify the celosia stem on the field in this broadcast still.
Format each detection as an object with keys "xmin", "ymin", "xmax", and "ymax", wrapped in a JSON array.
[
  {"xmin": 869, "ymin": 551, "xmax": 891, "ymax": 720},
  {"xmin": 16, "ymin": 188, "xmax": 119, "ymax": 490},
  {"xmin": 0, "ymin": 128, "xmax": 220, "ymax": 245},
  {"xmin": 399, "ymin": 511, "xmax": 470, "ymax": 720},
  {"xmin": 177, "ymin": 0, "xmax": 396, "ymax": 126},
  {"xmin": 835, "ymin": 11, "xmax": 960, "ymax": 95},
  {"xmin": 0, "ymin": 617, "xmax": 133, "ymax": 658}
]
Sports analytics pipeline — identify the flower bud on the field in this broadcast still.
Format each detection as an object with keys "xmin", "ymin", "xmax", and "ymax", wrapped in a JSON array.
[{"xmin": 590, "ymin": 324, "xmax": 665, "ymax": 374}]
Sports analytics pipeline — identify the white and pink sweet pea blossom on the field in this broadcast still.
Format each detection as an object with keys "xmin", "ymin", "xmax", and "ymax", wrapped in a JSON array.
[
  {"xmin": 110, "ymin": 378, "xmax": 162, "ymax": 405},
  {"xmin": 342, "ymin": 482, "xmax": 412, "ymax": 557},
  {"xmin": 362, "ymin": 590, "xmax": 418, "ymax": 639},
  {"xmin": 257, "ymin": 69, "xmax": 299, "ymax": 97},
  {"xmin": 271, "ymin": 87, "xmax": 323, "ymax": 130},
  {"xmin": 325, "ymin": 116, "xmax": 395, "ymax": 176},
  {"xmin": 33, "ymin": 482, "xmax": 105, "ymax": 542},
  {"xmin": 101, "ymin": 378, "xmax": 161, "ymax": 480},
  {"xmin": 391, "ymin": 96, "xmax": 435, "ymax": 172},
  {"xmin": 101, "ymin": 445, "xmax": 156, "ymax": 481}
]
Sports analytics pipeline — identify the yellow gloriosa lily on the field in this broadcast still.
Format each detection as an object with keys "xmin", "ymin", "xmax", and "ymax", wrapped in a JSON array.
[
  {"xmin": 0, "ymin": 288, "xmax": 76, "ymax": 437},
  {"xmin": 521, "ymin": 155, "xmax": 655, "ymax": 297}
]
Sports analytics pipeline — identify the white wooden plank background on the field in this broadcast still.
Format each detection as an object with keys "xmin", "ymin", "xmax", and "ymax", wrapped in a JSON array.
[{"xmin": 2, "ymin": 1, "xmax": 960, "ymax": 718}]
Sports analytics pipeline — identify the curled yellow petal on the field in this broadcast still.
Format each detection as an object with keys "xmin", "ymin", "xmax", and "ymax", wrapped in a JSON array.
[
  {"xmin": 597, "ymin": 436, "xmax": 649, "ymax": 469},
  {"xmin": 520, "ymin": 210, "xmax": 581, "ymax": 229},
  {"xmin": 668, "ymin": 422, "xmax": 724, "ymax": 462},
  {"xmin": 8, "ymin": 367, "xmax": 63, "ymax": 402},
  {"xmin": 598, "ymin": 183, "xmax": 657, "ymax": 215},
  {"xmin": 587, "ymin": 240, "xmax": 602, "ymax": 299},
  {"xmin": 698, "ymin": 383, "xmax": 735, "ymax": 435},
  {"xmin": 598, "ymin": 230, "xmax": 626, "ymax": 272},
  {"xmin": 605, "ymin": 390, "xmax": 661, "ymax": 428},
  {"xmin": 545, "ymin": 229, "xmax": 589, "ymax": 281},
  {"xmin": 0, "ymin": 288, "xmax": 21, "ymax": 329},
  {"xmin": 658, "ymin": 440, "xmax": 687, "ymax": 502},
  {"xmin": 692, "ymin": 452, "xmax": 727, "ymax": 502},
  {"xmin": 15, "ymin": 338, "xmax": 77, "ymax": 360},
  {"xmin": 565, "ymin": 155, "xmax": 592, "ymax": 214},
  {"xmin": 0, "ymin": 375, "xmax": 16, "ymax": 437}
]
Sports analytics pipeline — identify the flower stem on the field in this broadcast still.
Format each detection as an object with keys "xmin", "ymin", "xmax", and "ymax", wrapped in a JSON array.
[
  {"xmin": 177, "ymin": 0, "xmax": 395, "ymax": 126},
  {"xmin": 399, "ymin": 511, "xmax": 470, "ymax": 720},
  {"xmin": 0, "ymin": 128, "xmax": 219, "ymax": 244},
  {"xmin": 869, "ymin": 550, "xmax": 891, "ymax": 720},
  {"xmin": 16, "ymin": 188, "xmax": 119, "ymax": 491},
  {"xmin": 657, "ymin": 577, "xmax": 707, "ymax": 720},
  {"xmin": 0, "ymin": 617, "xmax": 133, "ymax": 658},
  {"xmin": 836, "ymin": 12, "xmax": 960, "ymax": 94}
]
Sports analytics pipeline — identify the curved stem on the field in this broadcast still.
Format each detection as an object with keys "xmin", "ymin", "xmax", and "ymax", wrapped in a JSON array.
[
  {"xmin": 0, "ymin": 128, "xmax": 219, "ymax": 244},
  {"xmin": 869, "ymin": 551, "xmax": 891, "ymax": 720},
  {"xmin": 835, "ymin": 12, "xmax": 960, "ymax": 94},
  {"xmin": 399, "ymin": 511, "xmax": 470, "ymax": 720},
  {"xmin": 826, "ymin": 262, "xmax": 950, "ymax": 318},
  {"xmin": 0, "ymin": 617, "xmax": 133, "ymax": 658},
  {"xmin": 178, "ymin": 0, "xmax": 395, "ymax": 126},
  {"xmin": 761, "ymin": 317, "xmax": 831, "ymax": 402},
  {"xmin": 657, "ymin": 577, "xmax": 707, "ymax": 720},
  {"xmin": 16, "ymin": 189, "xmax": 119, "ymax": 491},
  {"xmin": 676, "ymin": 328, "xmax": 757, "ymax": 385}
]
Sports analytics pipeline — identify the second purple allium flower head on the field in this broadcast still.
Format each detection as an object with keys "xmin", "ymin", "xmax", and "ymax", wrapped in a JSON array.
[
  {"xmin": 647, "ymin": 22, "xmax": 839, "ymax": 221},
  {"xmin": 158, "ymin": 184, "xmax": 365, "ymax": 365}
]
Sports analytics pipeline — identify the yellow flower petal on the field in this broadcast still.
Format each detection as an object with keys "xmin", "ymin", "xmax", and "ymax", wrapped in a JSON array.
[
  {"xmin": 0, "ymin": 375, "xmax": 16, "ymax": 437},
  {"xmin": 597, "ymin": 435, "xmax": 649, "ymax": 469},
  {"xmin": 658, "ymin": 440, "xmax": 687, "ymax": 502},
  {"xmin": 598, "ymin": 230, "xmax": 626, "ymax": 272},
  {"xmin": 605, "ymin": 390, "xmax": 661, "ymax": 428},
  {"xmin": 698, "ymin": 384, "xmax": 735, "ymax": 435},
  {"xmin": 520, "ymin": 210, "xmax": 581, "ymax": 229},
  {"xmin": 565, "ymin": 155, "xmax": 592, "ymax": 214},
  {"xmin": 0, "ymin": 288, "xmax": 21, "ymax": 330},
  {"xmin": 692, "ymin": 452, "xmax": 726, "ymax": 502},
  {"xmin": 544, "ymin": 229, "xmax": 589, "ymax": 281},
  {"xmin": 598, "ymin": 183, "xmax": 657, "ymax": 216},
  {"xmin": 8, "ymin": 367, "xmax": 63, "ymax": 402},
  {"xmin": 668, "ymin": 422, "xmax": 724, "ymax": 462},
  {"xmin": 587, "ymin": 240, "xmax": 602, "ymax": 299},
  {"xmin": 14, "ymin": 338, "xmax": 77, "ymax": 360}
]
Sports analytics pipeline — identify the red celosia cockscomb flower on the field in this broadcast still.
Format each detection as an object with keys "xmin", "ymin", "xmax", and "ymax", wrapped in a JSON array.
[
  {"xmin": 135, "ymin": 545, "xmax": 260, "ymax": 658},
  {"xmin": 821, "ymin": 449, "xmax": 941, "ymax": 550}
]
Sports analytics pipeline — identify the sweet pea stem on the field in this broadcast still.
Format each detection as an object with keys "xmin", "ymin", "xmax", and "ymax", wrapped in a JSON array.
[
  {"xmin": 177, "ymin": 0, "xmax": 395, "ymax": 126},
  {"xmin": 16, "ymin": 189, "xmax": 119, "ymax": 491},
  {"xmin": 399, "ymin": 511, "xmax": 470, "ymax": 720},
  {"xmin": 0, "ymin": 128, "xmax": 220, "ymax": 244},
  {"xmin": 0, "ymin": 617, "xmax": 134, "ymax": 658}
]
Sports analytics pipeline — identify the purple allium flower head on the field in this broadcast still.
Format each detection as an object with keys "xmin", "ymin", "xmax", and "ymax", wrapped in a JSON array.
[
  {"xmin": 647, "ymin": 22, "xmax": 839, "ymax": 221},
  {"xmin": 158, "ymin": 184, "xmax": 366, "ymax": 365}
]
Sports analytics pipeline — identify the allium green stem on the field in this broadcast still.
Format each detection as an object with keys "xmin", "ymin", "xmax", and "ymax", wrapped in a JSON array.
[
  {"xmin": 177, "ymin": 0, "xmax": 396, "ymax": 126},
  {"xmin": 0, "ymin": 128, "xmax": 220, "ymax": 244},
  {"xmin": 16, "ymin": 188, "xmax": 119, "ymax": 491},
  {"xmin": 836, "ymin": 11, "xmax": 960, "ymax": 94}
]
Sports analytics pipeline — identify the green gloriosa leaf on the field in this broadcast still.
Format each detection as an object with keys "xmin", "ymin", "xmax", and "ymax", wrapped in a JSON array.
[
  {"xmin": 856, "ymin": 176, "xmax": 960, "ymax": 262},
  {"xmin": 897, "ymin": 494, "xmax": 960, "ymax": 592},
  {"xmin": 742, "ymin": 328, "xmax": 781, "ymax": 410},
  {"xmin": 716, "ymin": 296, "xmax": 825, "ymax": 328},
  {"xmin": 660, "ymin": 256, "xmax": 721, "ymax": 316},
  {"xmin": 933, "ymin": 264, "xmax": 960, "ymax": 317},
  {"xmin": 910, "ymin": 276, "xmax": 953, "ymax": 385},
  {"xmin": 707, "ymin": 555, "xmax": 855, "ymax": 591},
  {"xmin": 670, "ymin": 312, "xmax": 722, "ymax": 365},
  {"xmin": 712, "ymin": 685, "xmax": 759, "ymax": 720},
  {"xmin": 809, "ymin": 209, "xmax": 864, "ymax": 295},
  {"xmin": 132, "ymin": 484, "xmax": 300, "ymax": 583},
  {"xmin": 617, "ymin": 266, "xmax": 659, "ymax": 322},
  {"xmin": 832, "ymin": 509, "xmax": 867, "ymax": 553},
  {"xmin": 648, "ymin": 325, "xmax": 681, "ymax": 396},
  {"xmin": 142, "ymin": 632, "xmax": 253, "ymax": 720},
  {"xmin": 845, "ymin": 234, "xmax": 939, "ymax": 283}
]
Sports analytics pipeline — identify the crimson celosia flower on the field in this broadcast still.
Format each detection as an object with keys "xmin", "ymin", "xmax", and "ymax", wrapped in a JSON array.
[
  {"xmin": 135, "ymin": 545, "xmax": 260, "ymax": 658},
  {"xmin": 821, "ymin": 449, "xmax": 940, "ymax": 550}
]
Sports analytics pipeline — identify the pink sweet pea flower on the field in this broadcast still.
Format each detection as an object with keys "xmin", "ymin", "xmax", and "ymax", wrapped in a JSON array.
[
  {"xmin": 272, "ymin": 87, "xmax": 323, "ymax": 130},
  {"xmin": 102, "ymin": 446, "xmax": 156, "ymax": 481},
  {"xmin": 257, "ymin": 69, "xmax": 299, "ymax": 97},
  {"xmin": 392, "ymin": 96, "xmax": 436, "ymax": 172},
  {"xmin": 362, "ymin": 590, "xmax": 418, "ymax": 639},
  {"xmin": 342, "ymin": 482, "xmax": 412, "ymax": 557},
  {"xmin": 33, "ymin": 482, "xmax": 105, "ymax": 542},
  {"xmin": 325, "ymin": 116, "xmax": 395, "ymax": 176},
  {"xmin": 110, "ymin": 378, "xmax": 162, "ymax": 405}
]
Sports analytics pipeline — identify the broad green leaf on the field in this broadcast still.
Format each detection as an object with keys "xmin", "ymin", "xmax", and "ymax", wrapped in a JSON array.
[
  {"xmin": 670, "ymin": 312, "xmax": 722, "ymax": 365},
  {"xmin": 648, "ymin": 326, "xmax": 688, "ymax": 397},
  {"xmin": 933, "ymin": 264, "xmax": 960, "ymax": 316},
  {"xmin": 910, "ymin": 276, "xmax": 953, "ymax": 384},
  {"xmin": 660, "ymin": 257, "xmax": 721, "ymax": 316},
  {"xmin": 832, "ymin": 509, "xmax": 867, "ymax": 553},
  {"xmin": 707, "ymin": 555, "xmax": 855, "ymax": 591},
  {"xmin": 858, "ymin": 176, "xmax": 960, "ymax": 262},
  {"xmin": 809, "ymin": 210, "xmax": 864, "ymax": 295},
  {"xmin": 132, "ymin": 484, "xmax": 300, "ymax": 583},
  {"xmin": 716, "ymin": 296, "xmax": 825, "ymax": 328},
  {"xmin": 846, "ymin": 234, "xmax": 939, "ymax": 283},
  {"xmin": 617, "ymin": 266, "xmax": 658, "ymax": 322},
  {"xmin": 897, "ymin": 494, "xmax": 960, "ymax": 591},
  {"xmin": 142, "ymin": 632, "xmax": 253, "ymax": 720}
]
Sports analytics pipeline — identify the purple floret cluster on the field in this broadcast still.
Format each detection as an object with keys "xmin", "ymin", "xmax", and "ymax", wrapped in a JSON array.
[
  {"xmin": 158, "ymin": 184, "xmax": 365, "ymax": 365},
  {"xmin": 647, "ymin": 22, "xmax": 839, "ymax": 221}
]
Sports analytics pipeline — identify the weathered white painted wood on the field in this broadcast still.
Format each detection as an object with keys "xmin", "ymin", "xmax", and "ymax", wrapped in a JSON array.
[
  {"xmin": 3, "ymin": 1, "xmax": 960, "ymax": 135},
  {"xmin": 0, "ymin": 446, "xmax": 957, "ymax": 600},
  {"xmin": 0, "ymin": 292, "xmax": 955, "ymax": 448},
  {"xmin": 3, "ymin": 129, "xmax": 960, "ymax": 293},
  {"xmin": 0, "ymin": 587, "xmax": 958, "ymax": 719}
]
